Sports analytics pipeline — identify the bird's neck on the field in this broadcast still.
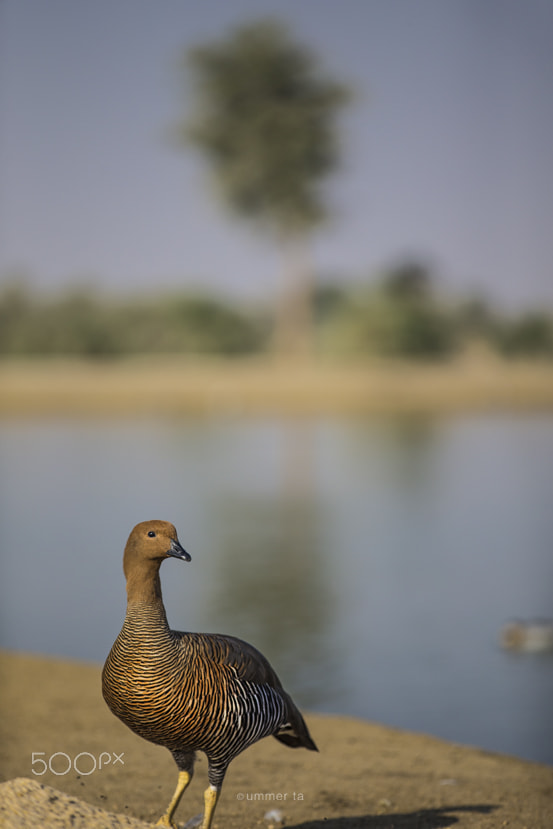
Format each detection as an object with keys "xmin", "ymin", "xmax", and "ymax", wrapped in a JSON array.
[{"xmin": 125, "ymin": 561, "xmax": 169, "ymax": 625}]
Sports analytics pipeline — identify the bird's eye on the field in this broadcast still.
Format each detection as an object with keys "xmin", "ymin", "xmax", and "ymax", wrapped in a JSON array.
[{"xmin": 147, "ymin": 531, "xmax": 156, "ymax": 538}]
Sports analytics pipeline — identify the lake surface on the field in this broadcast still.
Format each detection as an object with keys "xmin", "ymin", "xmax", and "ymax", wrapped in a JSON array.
[{"xmin": 1, "ymin": 412, "xmax": 552, "ymax": 765}]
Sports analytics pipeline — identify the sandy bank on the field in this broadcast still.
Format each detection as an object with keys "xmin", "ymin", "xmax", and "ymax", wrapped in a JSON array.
[
  {"xmin": 1, "ymin": 650, "xmax": 551, "ymax": 828},
  {"xmin": 1, "ymin": 357, "xmax": 553, "ymax": 416}
]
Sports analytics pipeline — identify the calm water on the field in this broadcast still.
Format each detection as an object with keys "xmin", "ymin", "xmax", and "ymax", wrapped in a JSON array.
[{"xmin": 1, "ymin": 413, "xmax": 552, "ymax": 765}]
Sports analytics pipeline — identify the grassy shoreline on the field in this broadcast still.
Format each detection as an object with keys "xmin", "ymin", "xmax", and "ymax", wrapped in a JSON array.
[{"xmin": 1, "ymin": 356, "xmax": 553, "ymax": 417}]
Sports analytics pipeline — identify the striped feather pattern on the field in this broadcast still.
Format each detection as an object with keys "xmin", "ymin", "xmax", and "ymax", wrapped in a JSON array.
[
  {"xmin": 102, "ymin": 520, "xmax": 317, "ymax": 827},
  {"xmin": 102, "ymin": 601, "xmax": 313, "ymax": 786}
]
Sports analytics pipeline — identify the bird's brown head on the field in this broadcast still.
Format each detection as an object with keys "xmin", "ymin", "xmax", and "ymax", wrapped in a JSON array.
[{"xmin": 123, "ymin": 520, "xmax": 190, "ymax": 579}]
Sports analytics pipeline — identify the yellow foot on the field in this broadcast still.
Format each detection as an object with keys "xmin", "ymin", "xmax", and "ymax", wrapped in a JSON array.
[{"xmin": 156, "ymin": 817, "xmax": 178, "ymax": 829}]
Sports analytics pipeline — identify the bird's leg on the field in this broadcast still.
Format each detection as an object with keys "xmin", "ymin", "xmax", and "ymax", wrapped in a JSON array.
[
  {"xmin": 156, "ymin": 770, "xmax": 192, "ymax": 828},
  {"xmin": 200, "ymin": 785, "xmax": 220, "ymax": 829}
]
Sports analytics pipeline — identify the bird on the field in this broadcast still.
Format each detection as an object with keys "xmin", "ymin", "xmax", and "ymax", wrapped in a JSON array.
[
  {"xmin": 500, "ymin": 619, "xmax": 553, "ymax": 653},
  {"xmin": 102, "ymin": 520, "xmax": 317, "ymax": 829}
]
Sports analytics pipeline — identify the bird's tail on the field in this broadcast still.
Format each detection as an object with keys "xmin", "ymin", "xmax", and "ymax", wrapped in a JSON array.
[{"xmin": 274, "ymin": 700, "xmax": 318, "ymax": 751}]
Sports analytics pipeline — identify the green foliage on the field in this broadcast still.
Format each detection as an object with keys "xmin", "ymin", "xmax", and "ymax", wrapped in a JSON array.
[
  {"xmin": 0, "ymin": 283, "xmax": 265, "ymax": 358},
  {"xmin": 159, "ymin": 294, "xmax": 264, "ymax": 354},
  {"xmin": 382, "ymin": 302, "xmax": 456, "ymax": 358},
  {"xmin": 0, "ymin": 281, "xmax": 34, "ymax": 353},
  {"xmin": 493, "ymin": 311, "xmax": 553, "ymax": 357},
  {"xmin": 321, "ymin": 264, "xmax": 457, "ymax": 359},
  {"xmin": 378, "ymin": 263, "xmax": 455, "ymax": 357},
  {"xmin": 321, "ymin": 293, "xmax": 456, "ymax": 359},
  {"xmin": 312, "ymin": 283, "xmax": 350, "ymax": 322},
  {"xmin": 1, "ymin": 271, "xmax": 551, "ymax": 362},
  {"xmin": 455, "ymin": 297, "xmax": 497, "ymax": 340},
  {"xmin": 381, "ymin": 261, "xmax": 432, "ymax": 303},
  {"xmin": 454, "ymin": 298, "xmax": 553, "ymax": 358},
  {"xmin": 182, "ymin": 19, "xmax": 349, "ymax": 237}
]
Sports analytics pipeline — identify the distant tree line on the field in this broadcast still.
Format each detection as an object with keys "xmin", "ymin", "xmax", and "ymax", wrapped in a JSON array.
[
  {"xmin": 315, "ymin": 262, "xmax": 553, "ymax": 360},
  {"xmin": 0, "ymin": 267, "xmax": 552, "ymax": 360},
  {"xmin": 0, "ymin": 281, "xmax": 264, "ymax": 358}
]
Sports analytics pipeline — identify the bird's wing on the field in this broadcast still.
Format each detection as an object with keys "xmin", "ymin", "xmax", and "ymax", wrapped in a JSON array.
[
  {"xmin": 173, "ymin": 631, "xmax": 285, "ymax": 689},
  {"xmin": 172, "ymin": 630, "xmax": 318, "ymax": 751}
]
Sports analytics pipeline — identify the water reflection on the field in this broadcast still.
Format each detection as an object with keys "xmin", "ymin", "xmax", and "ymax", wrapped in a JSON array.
[
  {"xmin": 1, "ymin": 413, "xmax": 552, "ymax": 763},
  {"xmin": 207, "ymin": 420, "xmax": 340, "ymax": 709},
  {"xmin": 341, "ymin": 414, "xmax": 441, "ymax": 494},
  {"xmin": 209, "ymin": 495, "xmax": 337, "ymax": 708}
]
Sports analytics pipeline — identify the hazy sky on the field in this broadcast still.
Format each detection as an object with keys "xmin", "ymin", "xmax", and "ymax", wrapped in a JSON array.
[{"xmin": 1, "ymin": 0, "xmax": 552, "ymax": 308}]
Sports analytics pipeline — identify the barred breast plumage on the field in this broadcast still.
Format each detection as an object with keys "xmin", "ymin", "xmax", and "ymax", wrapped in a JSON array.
[{"xmin": 102, "ymin": 520, "xmax": 317, "ymax": 829}]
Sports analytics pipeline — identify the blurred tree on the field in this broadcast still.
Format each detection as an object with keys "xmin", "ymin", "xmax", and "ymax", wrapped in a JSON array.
[
  {"xmin": 0, "ymin": 278, "xmax": 33, "ymax": 353},
  {"xmin": 494, "ymin": 311, "xmax": 553, "ymax": 358},
  {"xmin": 0, "ymin": 283, "xmax": 264, "ymax": 358},
  {"xmin": 312, "ymin": 283, "xmax": 349, "ymax": 322},
  {"xmin": 317, "ymin": 262, "xmax": 457, "ymax": 359},
  {"xmin": 454, "ymin": 296, "xmax": 499, "ymax": 355},
  {"xmin": 164, "ymin": 294, "xmax": 264, "ymax": 354},
  {"xmin": 373, "ymin": 262, "xmax": 455, "ymax": 358},
  {"xmin": 179, "ymin": 19, "xmax": 349, "ymax": 358},
  {"xmin": 456, "ymin": 296, "xmax": 495, "ymax": 336},
  {"xmin": 381, "ymin": 260, "xmax": 432, "ymax": 303}
]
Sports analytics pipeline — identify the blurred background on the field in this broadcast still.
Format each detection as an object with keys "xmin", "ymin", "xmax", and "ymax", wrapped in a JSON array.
[{"xmin": 1, "ymin": 0, "xmax": 552, "ymax": 765}]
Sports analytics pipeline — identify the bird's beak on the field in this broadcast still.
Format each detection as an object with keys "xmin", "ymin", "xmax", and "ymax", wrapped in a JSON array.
[{"xmin": 167, "ymin": 538, "xmax": 191, "ymax": 562}]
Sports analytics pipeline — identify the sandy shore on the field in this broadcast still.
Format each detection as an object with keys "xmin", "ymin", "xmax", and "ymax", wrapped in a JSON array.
[
  {"xmin": 1, "ymin": 650, "xmax": 552, "ymax": 828},
  {"xmin": 1, "ymin": 356, "xmax": 553, "ymax": 416}
]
